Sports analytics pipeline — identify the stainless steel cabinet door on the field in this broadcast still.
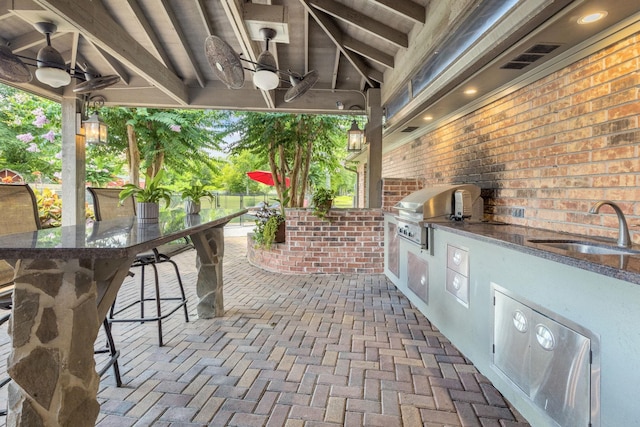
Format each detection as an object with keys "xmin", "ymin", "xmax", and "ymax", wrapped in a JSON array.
[
  {"xmin": 494, "ymin": 291, "xmax": 531, "ymax": 394},
  {"xmin": 530, "ymin": 311, "xmax": 591, "ymax": 427}
]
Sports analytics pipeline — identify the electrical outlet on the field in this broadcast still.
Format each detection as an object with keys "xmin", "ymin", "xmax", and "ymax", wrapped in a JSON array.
[{"xmin": 512, "ymin": 208, "xmax": 525, "ymax": 218}]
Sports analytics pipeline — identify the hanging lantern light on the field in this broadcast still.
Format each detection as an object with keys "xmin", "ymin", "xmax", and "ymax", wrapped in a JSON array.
[
  {"xmin": 83, "ymin": 96, "xmax": 108, "ymax": 145},
  {"xmin": 347, "ymin": 120, "xmax": 364, "ymax": 151}
]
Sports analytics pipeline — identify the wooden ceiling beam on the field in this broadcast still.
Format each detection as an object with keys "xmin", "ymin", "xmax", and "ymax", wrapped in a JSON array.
[
  {"xmin": 300, "ymin": 0, "xmax": 381, "ymax": 86},
  {"xmin": 33, "ymin": 0, "xmax": 188, "ymax": 105},
  {"xmin": 372, "ymin": 0, "xmax": 425, "ymax": 24},
  {"xmin": 331, "ymin": 48, "xmax": 339, "ymax": 89},
  {"xmin": 8, "ymin": 30, "xmax": 63, "ymax": 53},
  {"xmin": 220, "ymin": 0, "xmax": 275, "ymax": 109},
  {"xmin": 159, "ymin": 0, "xmax": 205, "ymax": 88},
  {"xmin": 343, "ymin": 36, "xmax": 394, "ymax": 69},
  {"xmin": 194, "ymin": 0, "xmax": 214, "ymax": 35},
  {"xmin": 92, "ymin": 44, "xmax": 131, "ymax": 85},
  {"xmin": 124, "ymin": 0, "xmax": 176, "ymax": 74},
  {"xmin": 307, "ymin": 0, "xmax": 408, "ymax": 48}
]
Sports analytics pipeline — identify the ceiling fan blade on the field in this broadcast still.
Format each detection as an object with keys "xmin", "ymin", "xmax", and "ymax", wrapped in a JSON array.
[
  {"xmin": 0, "ymin": 45, "xmax": 33, "ymax": 83},
  {"xmin": 204, "ymin": 35, "xmax": 244, "ymax": 89},
  {"xmin": 284, "ymin": 70, "xmax": 319, "ymax": 103},
  {"xmin": 73, "ymin": 75, "xmax": 121, "ymax": 93}
]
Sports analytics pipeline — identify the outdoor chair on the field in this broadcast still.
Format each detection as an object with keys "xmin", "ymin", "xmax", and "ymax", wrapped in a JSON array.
[
  {"xmin": 87, "ymin": 187, "xmax": 190, "ymax": 347},
  {"xmin": 0, "ymin": 184, "xmax": 122, "ymax": 400}
]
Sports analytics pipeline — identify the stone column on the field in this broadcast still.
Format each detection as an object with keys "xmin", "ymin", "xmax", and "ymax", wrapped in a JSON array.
[
  {"xmin": 190, "ymin": 227, "xmax": 225, "ymax": 318},
  {"xmin": 8, "ymin": 258, "xmax": 101, "ymax": 427}
]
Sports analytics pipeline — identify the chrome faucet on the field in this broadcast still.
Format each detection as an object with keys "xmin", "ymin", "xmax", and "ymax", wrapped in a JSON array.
[{"xmin": 588, "ymin": 200, "xmax": 631, "ymax": 248}]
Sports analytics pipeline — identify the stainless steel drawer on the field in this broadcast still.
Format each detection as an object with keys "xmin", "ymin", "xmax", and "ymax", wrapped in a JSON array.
[
  {"xmin": 447, "ymin": 244, "xmax": 468, "ymax": 275},
  {"xmin": 445, "ymin": 268, "xmax": 469, "ymax": 306}
]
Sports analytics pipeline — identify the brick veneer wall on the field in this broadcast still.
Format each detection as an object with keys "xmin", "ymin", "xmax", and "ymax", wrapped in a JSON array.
[
  {"xmin": 383, "ymin": 32, "xmax": 640, "ymax": 243},
  {"xmin": 247, "ymin": 208, "xmax": 384, "ymax": 274}
]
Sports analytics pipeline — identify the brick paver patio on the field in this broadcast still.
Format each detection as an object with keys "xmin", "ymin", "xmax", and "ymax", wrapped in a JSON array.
[{"xmin": 0, "ymin": 229, "xmax": 530, "ymax": 426}]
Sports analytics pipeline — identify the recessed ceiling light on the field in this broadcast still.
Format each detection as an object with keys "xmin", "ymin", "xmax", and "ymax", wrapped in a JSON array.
[
  {"xmin": 578, "ymin": 11, "xmax": 608, "ymax": 24},
  {"xmin": 464, "ymin": 88, "xmax": 477, "ymax": 95},
  {"xmin": 423, "ymin": 115, "xmax": 433, "ymax": 121}
]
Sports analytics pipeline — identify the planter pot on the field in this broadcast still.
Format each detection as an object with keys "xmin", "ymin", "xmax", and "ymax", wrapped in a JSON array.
[
  {"xmin": 136, "ymin": 202, "xmax": 159, "ymax": 223},
  {"xmin": 275, "ymin": 220, "xmax": 286, "ymax": 243},
  {"xmin": 184, "ymin": 199, "xmax": 201, "ymax": 214}
]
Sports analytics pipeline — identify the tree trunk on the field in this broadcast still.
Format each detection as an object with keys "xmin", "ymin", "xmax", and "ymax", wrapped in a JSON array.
[{"xmin": 126, "ymin": 124, "xmax": 140, "ymax": 185}]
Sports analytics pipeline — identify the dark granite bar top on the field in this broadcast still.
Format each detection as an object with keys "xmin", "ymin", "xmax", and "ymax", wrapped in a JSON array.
[
  {"xmin": 0, "ymin": 208, "xmax": 246, "ymax": 260},
  {"xmin": 431, "ymin": 221, "xmax": 640, "ymax": 286}
]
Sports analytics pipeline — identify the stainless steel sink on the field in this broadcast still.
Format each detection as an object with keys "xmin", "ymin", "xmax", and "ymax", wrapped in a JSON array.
[{"xmin": 528, "ymin": 239, "xmax": 640, "ymax": 255}]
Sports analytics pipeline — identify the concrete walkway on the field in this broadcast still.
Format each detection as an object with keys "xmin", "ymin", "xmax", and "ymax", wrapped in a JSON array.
[{"xmin": 1, "ymin": 228, "xmax": 531, "ymax": 426}]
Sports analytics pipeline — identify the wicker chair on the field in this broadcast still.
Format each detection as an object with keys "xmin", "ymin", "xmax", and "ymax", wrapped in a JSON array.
[
  {"xmin": 87, "ymin": 187, "xmax": 190, "ymax": 347},
  {"xmin": 0, "ymin": 184, "xmax": 122, "ymax": 398}
]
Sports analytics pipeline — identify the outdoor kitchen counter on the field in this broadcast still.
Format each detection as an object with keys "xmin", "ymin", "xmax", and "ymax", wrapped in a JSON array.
[
  {"xmin": 0, "ymin": 208, "xmax": 246, "ymax": 426},
  {"xmin": 431, "ymin": 221, "xmax": 640, "ymax": 286}
]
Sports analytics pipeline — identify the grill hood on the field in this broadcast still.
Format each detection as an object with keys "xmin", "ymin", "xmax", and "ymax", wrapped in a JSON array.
[{"xmin": 394, "ymin": 184, "xmax": 482, "ymax": 222}]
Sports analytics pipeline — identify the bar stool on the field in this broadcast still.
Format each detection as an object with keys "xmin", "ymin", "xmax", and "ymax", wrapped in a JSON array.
[{"xmin": 87, "ymin": 187, "xmax": 190, "ymax": 347}]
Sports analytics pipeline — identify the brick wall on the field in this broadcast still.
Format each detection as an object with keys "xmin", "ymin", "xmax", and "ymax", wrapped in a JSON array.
[
  {"xmin": 381, "ymin": 178, "xmax": 424, "ymax": 213},
  {"xmin": 247, "ymin": 208, "xmax": 384, "ymax": 274},
  {"xmin": 382, "ymin": 32, "xmax": 640, "ymax": 243}
]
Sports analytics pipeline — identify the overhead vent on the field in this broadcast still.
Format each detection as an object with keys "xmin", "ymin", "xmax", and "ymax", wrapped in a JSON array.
[
  {"xmin": 500, "ymin": 43, "xmax": 561, "ymax": 70},
  {"xmin": 402, "ymin": 126, "xmax": 419, "ymax": 133}
]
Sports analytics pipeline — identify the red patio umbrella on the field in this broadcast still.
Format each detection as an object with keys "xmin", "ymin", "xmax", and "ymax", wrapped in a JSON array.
[{"xmin": 246, "ymin": 170, "xmax": 290, "ymax": 187}]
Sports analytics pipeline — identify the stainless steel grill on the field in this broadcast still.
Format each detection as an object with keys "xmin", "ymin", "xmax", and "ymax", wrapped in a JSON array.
[{"xmin": 394, "ymin": 184, "xmax": 483, "ymax": 247}]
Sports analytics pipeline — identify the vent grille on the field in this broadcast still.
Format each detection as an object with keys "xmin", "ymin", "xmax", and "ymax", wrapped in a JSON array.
[
  {"xmin": 401, "ymin": 126, "xmax": 419, "ymax": 133},
  {"xmin": 500, "ymin": 43, "xmax": 561, "ymax": 70}
]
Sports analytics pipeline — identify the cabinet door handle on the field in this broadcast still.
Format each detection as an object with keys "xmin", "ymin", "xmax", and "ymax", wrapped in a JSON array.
[
  {"xmin": 535, "ymin": 324, "xmax": 556, "ymax": 350},
  {"xmin": 512, "ymin": 310, "xmax": 528, "ymax": 333}
]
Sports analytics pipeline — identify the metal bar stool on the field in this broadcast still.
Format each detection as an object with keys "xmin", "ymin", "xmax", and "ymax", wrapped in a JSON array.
[{"xmin": 87, "ymin": 187, "xmax": 190, "ymax": 346}]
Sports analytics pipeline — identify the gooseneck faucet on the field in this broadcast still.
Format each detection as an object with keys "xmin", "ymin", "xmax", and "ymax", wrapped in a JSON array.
[{"xmin": 588, "ymin": 200, "xmax": 631, "ymax": 248}]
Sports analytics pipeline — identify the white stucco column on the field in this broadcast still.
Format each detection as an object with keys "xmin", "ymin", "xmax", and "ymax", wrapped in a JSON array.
[
  {"xmin": 60, "ymin": 95, "xmax": 86, "ymax": 226},
  {"xmin": 366, "ymin": 88, "xmax": 383, "ymax": 208}
]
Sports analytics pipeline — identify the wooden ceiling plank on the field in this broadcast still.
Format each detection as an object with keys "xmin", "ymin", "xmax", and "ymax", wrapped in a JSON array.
[
  {"xmin": 33, "ymin": 0, "xmax": 188, "ymax": 105},
  {"xmin": 300, "ymin": 0, "xmax": 376, "ymax": 87},
  {"xmin": 220, "ymin": 0, "xmax": 275, "ymax": 109},
  {"xmin": 343, "ymin": 36, "xmax": 394, "ymax": 69},
  {"xmin": 308, "ymin": 0, "xmax": 408, "ymax": 48},
  {"xmin": 159, "ymin": 0, "xmax": 205, "ymax": 88},
  {"xmin": 372, "ymin": 0, "xmax": 425, "ymax": 24},
  {"xmin": 124, "ymin": 0, "xmax": 177, "ymax": 74}
]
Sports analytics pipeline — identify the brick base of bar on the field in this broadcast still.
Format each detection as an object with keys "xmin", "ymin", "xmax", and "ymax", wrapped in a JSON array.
[{"xmin": 247, "ymin": 209, "xmax": 385, "ymax": 274}]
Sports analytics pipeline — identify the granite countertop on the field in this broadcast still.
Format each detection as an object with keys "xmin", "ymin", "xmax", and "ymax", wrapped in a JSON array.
[
  {"xmin": 0, "ymin": 208, "xmax": 247, "ymax": 259},
  {"xmin": 431, "ymin": 221, "xmax": 640, "ymax": 286}
]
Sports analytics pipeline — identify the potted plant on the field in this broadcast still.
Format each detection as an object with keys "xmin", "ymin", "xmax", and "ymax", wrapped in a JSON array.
[
  {"xmin": 119, "ymin": 170, "xmax": 173, "ymax": 223},
  {"xmin": 252, "ymin": 203, "xmax": 285, "ymax": 249},
  {"xmin": 181, "ymin": 183, "xmax": 215, "ymax": 214},
  {"xmin": 312, "ymin": 187, "xmax": 336, "ymax": 220}
]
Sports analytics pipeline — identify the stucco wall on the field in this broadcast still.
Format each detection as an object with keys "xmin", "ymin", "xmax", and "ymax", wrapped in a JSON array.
[{"xmin": 376, "ymin": 32, "xmax": 640, "ymax": 243}]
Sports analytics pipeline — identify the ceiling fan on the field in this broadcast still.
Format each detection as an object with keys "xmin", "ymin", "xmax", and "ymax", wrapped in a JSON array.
[
  {"xmin": 204, "ymin": 27, "xmax": 318, "ymax": 102},
  {"xmin": 0, "ymin": 22, "xmax": 120, "ymax": 93}
]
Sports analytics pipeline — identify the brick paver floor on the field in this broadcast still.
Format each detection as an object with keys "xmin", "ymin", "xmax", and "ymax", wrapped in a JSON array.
[{"xmin": 0, "ymin": 232, "xmax": 531, "ymax": 426}]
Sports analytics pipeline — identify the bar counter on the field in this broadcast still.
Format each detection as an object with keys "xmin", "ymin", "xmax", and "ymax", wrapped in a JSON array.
[{"xmin": 0, "ymin": 208, "xmax": 246, "ymax": 426}]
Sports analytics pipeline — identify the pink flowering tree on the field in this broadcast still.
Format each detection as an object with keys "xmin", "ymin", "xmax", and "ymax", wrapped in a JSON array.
[{"xmin": 0, "ymin": 85, "xmax": 120, "ymax": 185}]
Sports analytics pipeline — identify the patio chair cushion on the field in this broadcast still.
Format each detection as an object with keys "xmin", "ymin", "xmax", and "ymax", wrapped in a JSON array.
[{"xmin": 0, "ymin": 261, "xmax": 13, "ymax": 286}]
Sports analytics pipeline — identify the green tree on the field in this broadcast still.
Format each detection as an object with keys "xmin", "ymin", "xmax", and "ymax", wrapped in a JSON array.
[
  {"xmin": 215, "ymin": 150, "xmax": 265, "ymax": 194},
  {"xmin": 99, "ymin": 107, "xmax": 224, "ymax": 186},
  {"xmin": 218, "ymin": 112, "xmax": 352, "ymax": 208}
]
